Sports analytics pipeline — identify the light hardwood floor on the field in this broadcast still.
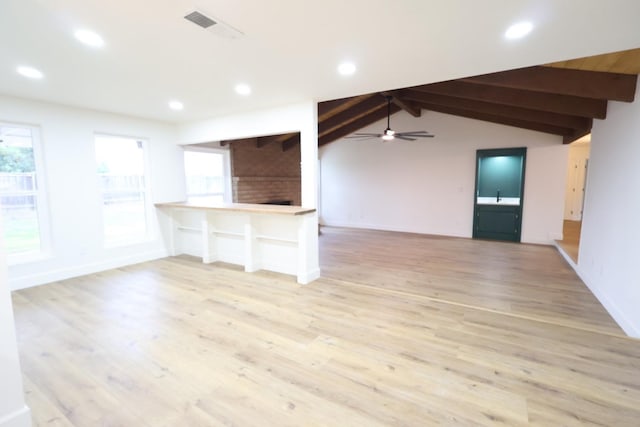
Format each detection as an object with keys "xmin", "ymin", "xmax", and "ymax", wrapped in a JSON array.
[
  {"xmin": 556, "ymin": 220, "xmax": 582, "ymax": 263},
  {"xmin": 12, "ymin": 227, "xmax": 640, "ymax": 426}
]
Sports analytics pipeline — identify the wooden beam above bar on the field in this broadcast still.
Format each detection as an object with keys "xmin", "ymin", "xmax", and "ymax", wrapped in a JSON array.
[
  {"xmin": 282, "ymin": 134, "xmax": 301, "ymax": 152},
  {"xmin": 220, "ymin": 137, "xmax": 258, "ymax": 146},
  {"xmin": 256, "ymin": 134, "xmax": 287, "ymax": 148}
]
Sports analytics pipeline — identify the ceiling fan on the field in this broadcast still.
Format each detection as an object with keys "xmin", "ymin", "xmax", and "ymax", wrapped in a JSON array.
[{"xmin": 345, "ymin": 95, "xmax": 435, "ymax": 141}]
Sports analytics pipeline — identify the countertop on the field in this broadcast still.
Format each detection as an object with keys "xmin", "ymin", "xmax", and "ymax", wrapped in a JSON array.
[{"xmin": 155, "ymin": 200, "xmax": 316, "ymax": 216}]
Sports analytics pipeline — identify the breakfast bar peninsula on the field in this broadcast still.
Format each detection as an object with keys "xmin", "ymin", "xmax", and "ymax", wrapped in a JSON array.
[{"xmin": 156, "ymin": 200, "xmax": 320, "ymax": 284}]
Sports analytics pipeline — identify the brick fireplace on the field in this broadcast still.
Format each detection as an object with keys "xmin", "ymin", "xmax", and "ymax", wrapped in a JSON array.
[{"xmin": 230, "ymin": 135, "xmax": 301, "ymax": 206}]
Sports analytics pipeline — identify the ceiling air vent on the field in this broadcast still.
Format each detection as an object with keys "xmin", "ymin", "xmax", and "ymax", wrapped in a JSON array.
[
  {"xmin": 184, "ymin": 11, "xmax": 216, "ymax": 29},
  {"xmin": 184, "ymin": 10, "xmax": 244, "ymax": 39}
]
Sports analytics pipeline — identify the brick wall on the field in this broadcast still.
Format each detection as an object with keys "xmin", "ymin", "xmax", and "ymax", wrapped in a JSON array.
[
  {"xmin": 230, "ymin": 137, "xmax": 301, "ymax": 205},
  {"xmin": 232, "ymin": 177, "xmax": 301, "ymax": 205}
]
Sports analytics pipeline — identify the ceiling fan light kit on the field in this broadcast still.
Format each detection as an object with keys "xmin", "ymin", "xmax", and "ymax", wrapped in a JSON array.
[
  {"xmin": 382, "ymin": 128, "xmax": 395, "ymax": 140},
  {"xmin": 346, "ymin": 96, "xmax": 434, "ymax": 142}
]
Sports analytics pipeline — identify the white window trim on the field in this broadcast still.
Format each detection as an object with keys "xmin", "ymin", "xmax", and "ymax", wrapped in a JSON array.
[
  {"xmin": 2, "ymin": 122, "xmax": 52, "ymax": 265},
  {"xmin": 95, "ymin": 133, "xmax": 154, "ymax": 248},
  {"xmin": 183, "ymin": 146, "xmax": 232, "ymax": 203}
]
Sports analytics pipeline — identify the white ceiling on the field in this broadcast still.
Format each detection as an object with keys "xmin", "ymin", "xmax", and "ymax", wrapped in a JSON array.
[{"xmin": 1, "ymin": 0, "xmax": 640, "ymax": 123}]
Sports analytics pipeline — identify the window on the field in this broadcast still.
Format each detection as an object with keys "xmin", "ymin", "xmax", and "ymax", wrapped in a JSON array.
[
  {"xmin": 95, "ymin": 134, "xmax": 149, "ymax": 245},
  {"xmin": 0, "ymin": 124, "xmax": 48, "ymax": 259},
  {"xmin": 184, "ymin": 150, "xmax": 228, "ymax": 202}
]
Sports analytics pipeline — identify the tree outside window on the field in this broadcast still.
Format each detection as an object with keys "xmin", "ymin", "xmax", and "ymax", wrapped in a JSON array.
[
  {"xmin": 0, "ymin": 125, "xmax": 46, "ymax": 255},
  {"xmin": 95, "ymin": 134, "xmax": 150, "ymax": 245}
]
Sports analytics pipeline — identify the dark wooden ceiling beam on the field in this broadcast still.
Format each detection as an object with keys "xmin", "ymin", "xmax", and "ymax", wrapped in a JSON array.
[
  {"xmin": 317, "ymin": 59, "xmax": 639, "ymax": 146},
  {"xmin": 414, "ymin": 101, "xmax": 573, "ymax": 137},
  {"xmin": 256, "ymin": 134, "xmax": 289, "ymax": 148},
  {"xmin": 380, "ymin": 91, "xmax": 421, "ymax": 117},
  {"xmin": 318, "ymin": 97, "xmax": 355, "ymax": 118},
  {"xmin": 563, "ymin": 127, "xmax": 592, "ymax": 145},
  {"xmin": 318, "ymin": 94, "xmax": 374, "ymax": 120},
  {"xmin": 400, "ymin": 89, "xmax": 591, "ymax": 130},
  {"xmin": 462, "ymin": 66, "xmax": 637, "ymax": 102},
  {"xmin": 319, "ymin": 104, "xmax": 402, "ymax": 146},
  {"xmin": 410, "ymin": 80, "xmax": 608, "ymax": 119},
  {"xmin": 281, "ymin": 134, "xmax": 301, "ymax": 152},
  {"xmin": 545, "ymin": 48, "xmax": 640, "ymax": 75},
  {"xmin": 220, "ymin": 137, "xmax": 257, "ymax": 146},
  {"xmin": 318, "ymin": 96, "xmax": 386, "ymax": 136}
]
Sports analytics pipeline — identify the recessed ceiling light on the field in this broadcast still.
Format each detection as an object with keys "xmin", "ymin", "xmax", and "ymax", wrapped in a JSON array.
[
  {"xmin": 505, "ymin": 22, "xmax": 534, "ymax": 39},
  {"xmin": 16, "ymin": 66, "xmax": 44, "ymax": 80},
  {"xmin": 168, "ymin": 100, "xmax": 184, "ymax": 111},
  {"xmin": 337, "ymin": 62, "xmax": 356, "ymax": 76},
  {"xmin": 235, "ymin": 83, "xmax": 251, "ymax": 96},
  {"xmin": 74, "ymin": 29, "xmax": 105, "ymax": 48}
]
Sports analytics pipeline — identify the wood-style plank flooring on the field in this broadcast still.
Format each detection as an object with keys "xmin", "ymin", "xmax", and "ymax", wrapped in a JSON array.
[
  {"xmin": 556, "ymin": 220, "xmax": 582, "ymax": 263},
  {"xmin": 321, "ymin": 226, "xmax": 612, "ymax": 334},
  {"xmin": 13, "ymin": 227, "xmax": 640, "ymax": 426}
]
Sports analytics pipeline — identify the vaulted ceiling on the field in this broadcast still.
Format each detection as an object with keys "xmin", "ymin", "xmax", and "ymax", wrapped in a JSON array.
[
  {"xmin": 318, "ymin": 49, "xmax": 640, "ymax": 146},
  {"xmin": 219, "ymin": 49, "xmax": 640, "ymax": 152},
  {"xmin": 186, "ymin": 49, "xmax": 640, "ymax": 152},
  {"xmin": 3, "ymin": 2, "xmax": 640, "ymax": 122}
]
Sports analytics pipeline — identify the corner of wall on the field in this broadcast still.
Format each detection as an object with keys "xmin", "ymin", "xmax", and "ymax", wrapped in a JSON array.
[
  {"xmin": 0, "ymin": 214, "xmax": 32, "ymax": 427},
  {"xmin": 0, "ymin": 406, "xmax": 31, "ymax": 427},
  {"xmin": 574, "ymin": 266, "xmax": 640, "ymax": 338},
  {"xmin": 575, "ymin": 85, "xmax": 640, "ymax": 338}
]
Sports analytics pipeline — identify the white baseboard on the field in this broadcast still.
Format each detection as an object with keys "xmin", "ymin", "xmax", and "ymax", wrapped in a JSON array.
[
  {"xmin": 321, "ymin": 219, "xmax": 469, "ymax": 239},
  {"xmin": 298, "ymin": 268, "xmax": 321, "ymax": 285},
  {"xmin": 0, "ymin": 405, "xmax": 31, "ymax": 427},
  {"xmin": 322, "ymin": 219, "xmax": 557, "ymax": 245},
  {"xmin": 178, "ymin": 247, "xmax": 201, "ymax": 258},
  {"xmin": 554, "ymin": 242, "xmax": 639, "ymax": 338},
  {"xmin": 521, "ymin": 237, "xmax": 555, "ymax": 245},
  {"xmin": 9, "ymin": 249, "xmax": 168, "ymax": 291},
  {"xmin": 575, "ymin": 268, "xmax": 640, "ymax": 338}
]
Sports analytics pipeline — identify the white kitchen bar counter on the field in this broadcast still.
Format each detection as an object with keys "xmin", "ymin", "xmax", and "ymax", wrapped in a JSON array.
[{"xmin": 155, "ymin": 201, "xmax": 320, "ymax": 284}]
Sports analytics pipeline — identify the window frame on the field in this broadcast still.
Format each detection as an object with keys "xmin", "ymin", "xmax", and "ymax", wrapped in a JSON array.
[
  {"xmin": 94, "ymin": 132, "xmax": 153, "ymax": 247},
  {"xmin": 0, "ymin": 122, "xmax": 51, "ymax": 264},
  {"xmin": 183, "ymin": 146, "xmax": 231, "ymax": 203}
]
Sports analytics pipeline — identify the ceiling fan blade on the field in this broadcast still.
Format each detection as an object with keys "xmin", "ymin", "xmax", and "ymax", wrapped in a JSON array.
[
  {"xmin": 396, "ymin": 133, "xmax": 435, "ymax": 138},
  {"xmin": 395, "ymin": 135, "xmax": 418, "ymax": 141},
  {"xmin": 344, "ymin": 133, "xmax": 382, "ymax": 139},
  {"xmin": 344, "ymin": 136, "xmax": 379, "ymax": 140},
  {"xmin": 396, "ymin": 131, "xmax": 433, "ymax": 136}
]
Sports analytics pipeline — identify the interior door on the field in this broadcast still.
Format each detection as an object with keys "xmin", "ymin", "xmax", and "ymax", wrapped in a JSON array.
[{"xmin": 473, "ymin": 148, "xmax": 527, "ymax": 242}]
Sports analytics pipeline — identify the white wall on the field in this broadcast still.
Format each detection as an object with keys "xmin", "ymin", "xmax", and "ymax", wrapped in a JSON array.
[
  {"xmin": 578, "ymin": 86, "xmax": 640, "ymax": 337},
  {"xmin": 0, "ymin": 215, "xmax": 31, "ymax": 427},
  {"xmin": 563, "ymin": 142, "xmax": 590, "ymax": 220},
  {"xmin": 320, "ymin": 110, "xmax": 568, "ymax": 244},
  {"xmin": 179, "ymin": 101, "xmax": 319, "ymax": 209},
  {"xmin": 0, "ymin": 96, "xmax": 185, "ymax": 290}
]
